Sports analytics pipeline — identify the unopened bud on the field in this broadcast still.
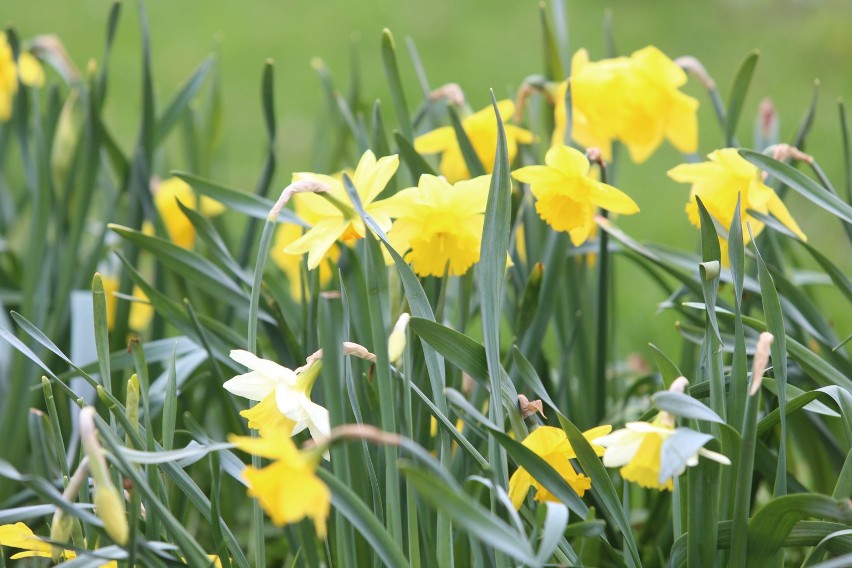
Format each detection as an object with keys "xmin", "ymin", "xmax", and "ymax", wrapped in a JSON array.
[
  {"xmin": 94, "ymin": 484, "xmax": 128, "ymax": 545},
  {"xmin": 749, "ymin": 332, "xmax": 774, "ymax": 396},
  {"xmin": 700, "ymin": 260, "xmax": 720, "ymax": 281},
  {"xmin": 429, "ymin": 83, "xmax": 465, "ymax": 107},
  {"xmin": 675, "ymin": 56, "xmax": 716, "ymax": 90},
  {"xmin": 125, "ymin": 375, "xmax": 140, "ymax": 445},
  {"xmin": 387, "ymin": 313, "xmax": 411, "ymax": 365}
]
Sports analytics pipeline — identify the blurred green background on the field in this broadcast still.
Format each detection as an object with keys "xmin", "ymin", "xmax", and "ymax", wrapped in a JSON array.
[{"xmin": 7, "ymin": 0, "xmax": 851, "ymax": 354}]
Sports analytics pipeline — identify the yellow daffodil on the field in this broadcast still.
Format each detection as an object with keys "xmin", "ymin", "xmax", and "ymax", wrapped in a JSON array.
[
  {"xmin": 283, "ymin": 151, "xmax": 398, "ymax": 269},
  {"xmin": 0, "ymin": 33, "xmax": 18, "ymax": 122},
  {"xmin": 270, "ymin": 205, "xmax": 341, "ymax": 299},
  {"xmin": 668, "ymin": 148, "xmax": 807, "ymax": 245},
  {"xmin": 387, "ymin": 313, "xmax": 410, "ymax": 365},
  {"xmin": 593, "ymin": 413, "xmax": 731, "ymax": 491},
  {"xmin": 101, "ymin": 276, "xmax": 154, "ymax": 331},
  {"xmin": 229, "ymin": 427, "xmax": 330, "ymax": 537},
  {"xmin": 223, "ymin": 350, "xmax": 328, "ymax": 448},
  {"xmin": 154, "ymin": 177, "xmax": 225, "ymax": 249},
  {"xmin": 0, "ymin": 523, "xmax": 116, "ymax": 566},
  {"xmin": 508, "ymin": 425, "xmax": 611, "ymax": 509},
  {"xmin": 553, "ymin": 46, "xmax": 698, "ymax": 163},
  {"xmin": 415, "ymin": 100, "xmax": 534, "ymax": 183},
  {"xmin": 383, "ymin": 174, "xmax": 491, "ymax": 276},
  {"xmin": 18, "ymin": 51, "xmax": 45, "ymax": 88},
  {"xmin": 512, "ymin": 145, "xmax": 639, "ymax": 245}
]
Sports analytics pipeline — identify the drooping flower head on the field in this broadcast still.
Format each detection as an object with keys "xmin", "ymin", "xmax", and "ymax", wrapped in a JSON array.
[
  {"xmin": 593, "ymin": 379, "xmax": 731, "ymax": 491},
  {"xmin": 667, "ymin": 148, "xmax": 807, "ymax": 246},
  {"xmin": 0, "ymin": 33, "xmax": 18, "ymax": 122},
  {"xmin": 512, "ymin": 145, "xmax": 639, "ymax": 245},
  {"xmin": 153, "ymin": 177, "xmax": 226, "ymax": 249},
  {"xmin": 553, "ymin": 46, "xmax": 698, "ymax": 163},
  {"xmin": 284, "ymin": 151, "xmax": 398, "ymax": 269},
  {"xmin": 229, "ymin": 427, "xmax": 331, "ymax": 537},
  {"xmin": 508, "ymin": 425, "xmax": 611, "ymax": 509},
  {"xmin": 415, "ymin": 100, "xmax": 533, "ymax": 183},
  {"xmin": 223, "ymin": 350, "xmax": 328, "ymax": 449},
  {"xmin": 383, "ymin": 174, "xmax": 491, "ymax": 276}
]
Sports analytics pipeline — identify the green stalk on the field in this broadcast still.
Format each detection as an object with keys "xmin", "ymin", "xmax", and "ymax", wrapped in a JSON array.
[{"xmin": 594, "ymin": 163, "xmax": 610, "ymax": 424}]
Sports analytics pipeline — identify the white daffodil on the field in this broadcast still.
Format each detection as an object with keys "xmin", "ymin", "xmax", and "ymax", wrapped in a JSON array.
[
  {"xmin": 224, "ymin": 350, "xmax": 329, "ymax": 452},
  {"xmin": 593, "ymin": 377, "xmax": 731, "ymax": 490}
]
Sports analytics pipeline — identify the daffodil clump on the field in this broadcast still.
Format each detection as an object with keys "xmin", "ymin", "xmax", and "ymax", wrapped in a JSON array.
[{"xmin": 2, "ymin": 2, "xmax": 847, "ymax": 567}]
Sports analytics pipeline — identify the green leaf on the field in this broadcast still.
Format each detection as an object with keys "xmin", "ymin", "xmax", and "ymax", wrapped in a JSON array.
[
  {"xmin": 402, "ymin": 466, "xmax": 537, "ymax": 565},
  {"xmin": 649, "ymin": 343, "xmax": 683, "ymax": 390},
  {"xmin": 393, "ymin": 130, "xmax": 435, "ymax": 178},
  {"xmin": 740, "ymin": 149, "xmax": 852, "ymax": 224},
  {"xmin": 535, "ymin": 502, "xmax": 569, "ymax": 564},
  {"xmin": 174, "ymin": 171, "xmax": 306, "ymax": 226},
  {"xmin": 725, "ymin": 51, "xmax": 759, "ymax": 146},
  {"xmin": 747, "ymin": 494, "xmax": 852, "ymax": 567},
  {"xmin": 381, "ymin": 29, "xmax": 413, "ymax": 140},
  {"xmin": 448, "ymin": 105, "xmax": 486, "ymax": 178}
]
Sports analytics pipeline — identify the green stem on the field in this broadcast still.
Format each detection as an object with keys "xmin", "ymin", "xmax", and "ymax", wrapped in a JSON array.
[{"xmin": 594, "ymin": 161, "xmax": 610, "ymax": 424}]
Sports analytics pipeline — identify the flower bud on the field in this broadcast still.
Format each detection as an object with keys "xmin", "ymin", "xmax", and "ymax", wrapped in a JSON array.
[
  {"xmin": 94, "ymin": 484, "xmax": 128, "ymax": 545},
  {"xmin": 387, "ymin": 313, "xmax": 411, "ymax": 365}
]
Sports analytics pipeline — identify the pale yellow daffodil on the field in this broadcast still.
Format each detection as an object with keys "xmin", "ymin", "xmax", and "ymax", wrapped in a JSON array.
[
  {"xmin": 668, "ymin": 148, "xmax": 806, "ymax": 246},
  {"xmin": 512, "ymin": 145, "xmax": 639, "ymax": 245},
  {"xmin": 383, "ymin": 174, "xmax": 491, "ymax": 277},
  {"xmin": 508, "ymin": 425, "xmax": 611, "ymax": 509},
  {"xmin": 0, "ymin": 522, "xmax": 117, "ymax": 566},
  {"xmin": 283, "ymin": 151, "xmax": 398, "ymax": 269},
  {"xmin": 415, "ymin": 100, "xmax": 534, "ymax": 183},
  {"xmin": 0, "ymin": 33, "xmax": 18, "ymax": 122},
  {"xmin": 229, "ymin": 427, "xmax": 330, "ymax": 537},
  {"xmin": 153, "ymin": 177, "xmax": 226, "ymax": 249}
]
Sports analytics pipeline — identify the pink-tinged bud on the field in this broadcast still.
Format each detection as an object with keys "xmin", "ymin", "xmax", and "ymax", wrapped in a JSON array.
[{"xmin": 749, "ymin": 332, "xmax": 774, "ymax": 396}]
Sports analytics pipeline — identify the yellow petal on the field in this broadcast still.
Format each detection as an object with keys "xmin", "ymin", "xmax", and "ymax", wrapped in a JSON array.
[
  {"xmin": 765, "ymin": 190, "xmax": 807, "ymax": 241},
  {"xmin": 587, "ymin": 181, "xmax": 640, "ymax": 215},
  {"xmin": 414, "ymin": 126, "xmax": 456, "ymax": 154},
  {"xmin": 545, "ymin": 144, "xmax": 589, "ymax": 175},
  {"xmin": 508, "ymin": 467, "xmax": 533, "ymax": 510},
  {"xmin": 0, "ymin": 523, "xmax": 54, "ymax": 554},
  {"xmin": 284, "ymin": 219, "xmax": 348, "ymax": 270},
  {"xmin": 18, "ymin": 52, "xmax": 45, "ymax": 88},
  {"xmin": 240, "ymin": 392, "xmax": 297, "ymax": 437}
]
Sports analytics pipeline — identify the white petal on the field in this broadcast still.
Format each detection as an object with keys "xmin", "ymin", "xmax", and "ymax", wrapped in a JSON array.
[
  {"xmin": 275, "ymin": 385, "xmax": 306, "ymax": 416},
  {"xmin": 625, "ymin": 421, "xmax": 673, "ymax": 436},
  {"xmin": 222, "ymin": 372, "xmax": 276, "ymax": 401},
  {"xmin": 304, "ymin": 400, "xmax": 331, "ymax": 441},
  {"xmin": 594, "ymin": 428, "xmax": 641, "ymax": 447},
  {"xmin": 602, "ymin": 438, "xmax": 644, "ymax": 468},
  {"xmin": 230, "ymin": 350, "xmax": 296, "ymax": 383},
  {"xmin": 698, "ymin": 448, "xmax": 732, "ymax": 465}
]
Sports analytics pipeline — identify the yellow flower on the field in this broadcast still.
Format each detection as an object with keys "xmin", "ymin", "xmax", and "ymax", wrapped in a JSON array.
[
  {"xmin": 154, "ymin": 177, "xmax": 226, "ymax": 249},
  {"xmin": 101, "ymin": 276, "xmax": 154, "ymax": 331},
  {"xmin": 387, "ymin": 312, "xmax": 410, "ymax": 365},
  {"xmin": 270, "ymin": 206, "xmax": 341, "ymax": 299},
  {"xmin": 512, "ymin": 145, "xmax": 639, "ymax": 245},
  {"xmin": 0, "ymin": 33, "xmax": 18, "ymax": 122},
  {"xmin": 283, "ymin": 151, "xmax": 398, "ymax": 269},
  {"xmin": 223, "ymin": 350, "xmax": 328, "ymax": 449},
  {"xmin": 593, "ymin": 414, "xmax": 730, "ymax": 491},
  {"xmin": 0, "ymin": 522, "xmax": 117, "ymax": 566},
  {"xmin": 18, "ymin": 51, "xmax": 45, "ymax": 88},
  {"xmin": 667, "ymin": 148, "xmax": 807, "ymax": 245},
  {"xmin": 553, "ymin": 46, "xmax": 698, "ymax": 163},
  {"xmin": 415, "ymin": 100, "xmax": 534, "ymax": 183},
  {"xmin": 508, "ymin": 425, "xmax": 611, "ymax": 509},
  {"xmin": 229, "ymin": 427, "xmax": 330, "ymax": 537},
  {"xmin": 383, "ymin": 174, "xmax": 491, "ymax": 276}
]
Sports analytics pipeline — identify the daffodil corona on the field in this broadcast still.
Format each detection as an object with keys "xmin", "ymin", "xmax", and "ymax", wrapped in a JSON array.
[
  {"xmin": 668, "ymin": 148, "xmax": 807, "ymax": 245},
  {"xmin": 229, "ymin": 427, "xmax": 330, "ymax": 537},
  {"xmin": 508, "ymin": 425, "xmax": 611, "ymax": 509},
  {"xmin": 512, "ymin": 145, "xmax": 639, "ymax": 245},
  {"xmin": 415, "ymin": 100, "xmax": 533, "ymax": 183},
  {"xmin": 384, "ymin": 174, "xmax": 491, "ymax": 277},
  {"xmin": 284, "ymin": 151, "xmax": 399, "ymax": 269}
]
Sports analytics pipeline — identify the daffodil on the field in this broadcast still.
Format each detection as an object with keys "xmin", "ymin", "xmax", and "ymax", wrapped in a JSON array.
[
  {"xmin": 101, "ymin": 275, "xmax": 154, "ymax": 331},
  {"xmin": 0, "ymin": 522, "xmax": 117, "ymax": 566},
  {"xmin": 283, "ymin": 151, "xmax": 398, "ymax": 269},
  {"xmin": 382, "ymin": 174, "xmax": 491, "ymax": 276},
  {"xmin": 223, "ymin": 350, "xmax": 328, "ymax": 448},
  {"xmin": 553, "ymin": 46, "xmax": 698, "ymax": 163},
  {"xmin": 508, "ymin": 425, "xmax": 611, "ymax": 509},
  {"xmin": 0, "ymin": 33, "xmax": 18, "ymax": 122},
  {"xmin": 229, "ymin": 427, "xmax": 330, "ymax": 537},
  {"xmin": 18, "ymin": 51, "xmax": 45, "ymax": 88},
  {"xmin": 512, "ymin": 145, "xmax": 639, "ymax": 245},
  {"xmin": 415, "ymin": 100, "xmax": 534, "ymax": 183},
  {"xmin": 271, "ymin": 206, "xmax": 341, "ymax": 299},
  {"xmin": 153, "ymin": 177, "xmax": 226, "ymax": 249},
  {"xmin": 668, "ymin": 148, "xmax": 807, "ymax": 247},
  {"xmin": 594, "ymin": 413, "xmax": 731, "ymax": 491}
]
